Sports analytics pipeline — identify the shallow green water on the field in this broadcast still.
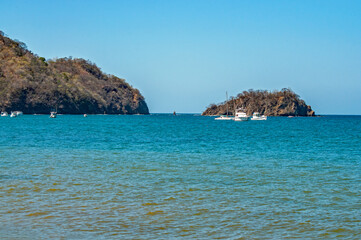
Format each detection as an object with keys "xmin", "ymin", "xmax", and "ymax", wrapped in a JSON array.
[{"xmin": 0, "ymin": 114, "xmax": 360, "ymax": 239}]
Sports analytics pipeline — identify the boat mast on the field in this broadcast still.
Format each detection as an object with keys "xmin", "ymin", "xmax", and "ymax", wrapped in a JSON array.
[
  {"xmin": 226, "ymin": 91, "xmax": 228, "ymax": 117},
  {"xmin": 233, "ymin": 98, "xmax": 236, "ymax": 116}
]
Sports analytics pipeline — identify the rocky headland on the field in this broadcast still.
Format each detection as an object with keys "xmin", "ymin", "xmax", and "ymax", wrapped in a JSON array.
[
  {"xmin": 0, "ymin": 31, "xmax": 149, "ymax": 114},
  {"xmin": 202, "ymin": 89, "xmax": 315, "ymax": 116}
]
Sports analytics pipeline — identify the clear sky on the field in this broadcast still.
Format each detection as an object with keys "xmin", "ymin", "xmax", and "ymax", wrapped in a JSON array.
[{"xmin": 1, "ymin": 0, "xmax": 360, "ymax": 114}]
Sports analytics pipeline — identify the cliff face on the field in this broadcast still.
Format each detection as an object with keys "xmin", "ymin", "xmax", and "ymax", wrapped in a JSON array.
[
  {"xmin": 0, "ymin": 31, "xmax": 149, "ymax": 114},
  {"xmin": 202, "ymin": 89, "xmax": 315, "ymax": 116}
]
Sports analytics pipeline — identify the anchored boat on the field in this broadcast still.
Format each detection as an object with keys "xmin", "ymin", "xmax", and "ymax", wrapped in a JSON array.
[
  {"xmin": 234, "ymin": 109, "xmax": 249, "ymax": 121},
  {"xmin": 215, "ymin": 91, "xmax": 233, "ymax": 120},
  {"xmin": 50, "ymin": 112, "xmax": 57, "ymax": 118},
  {"xmin": 251, "ymin": 112, "xmax": 267, "ymax": 121},
  {"xmin": 215, "ymin": 115, "xmax": 234, "ymax": 120}
]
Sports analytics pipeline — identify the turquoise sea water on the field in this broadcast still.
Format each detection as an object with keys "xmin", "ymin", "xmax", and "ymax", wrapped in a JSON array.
[{"xmin": 0, "ymin": 114, "xmax": 360, "ymax": 239}]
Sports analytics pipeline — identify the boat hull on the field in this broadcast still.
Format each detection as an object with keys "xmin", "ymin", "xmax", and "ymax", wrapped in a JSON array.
[
  {"xmin": 215, "ymin": 117, "xmax": 234, "ymax": 120},
  {"xmin": 234, "ymin": 117, "xmax": 249, "ymax": 121},
  {"xmin": 251, "ymin": 117, "xmax": 267, "ymax": 121}
]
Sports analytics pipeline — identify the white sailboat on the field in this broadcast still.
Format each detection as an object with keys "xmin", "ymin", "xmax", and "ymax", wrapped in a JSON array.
[
  {"xmin": 215, "ymin": 115, "xmax": 234, "ymax": 120},
  {"xmin": 215, "ymin": 91, "xmax": 234, "ymax": 120}
]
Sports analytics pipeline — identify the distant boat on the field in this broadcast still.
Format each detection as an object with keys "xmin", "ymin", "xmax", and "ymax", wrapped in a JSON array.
[
  {"xmin": 173, "ymin": 111, "xmax": 176, "ymax": 116},
  {"xmin": 1, "ymin": 112, "xmax": 8, "ymax": 117},
  {"xmin": 8, "ymin": 111, "xmax": 22, "ymax": 117},
  {"xmin": 251, "ymin": 112, "xmax": 267, "ymax": 121},
  {"xmin": 50, "ymin": 112, "xmax": 57, "ymax": 118},
  {"xmin": 234, "ymin": 108, "xmax": 249, "ymax": 121},
  {"xmin": 215, "ymin": 115, "xmax": 234, "ymax": 120},
  {"xmin": 13, "ymin": 111, "xmax": 23, "ymax": 116},
  {"xmin": 84, "ymin": 114, "xmax": 87, "ymax": 117},
  {"xmin": 215, "ymin": 91, "xmax": 233, "ymax": 120}
]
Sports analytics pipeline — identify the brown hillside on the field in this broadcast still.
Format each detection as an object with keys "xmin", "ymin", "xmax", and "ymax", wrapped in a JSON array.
[
  {"xmin": 202, "ymin": 89, "xmax": 315, "ymax": 116},
  {"xmin": 0, "ymin": 31, "xmax": 149, "ymax": 114}
]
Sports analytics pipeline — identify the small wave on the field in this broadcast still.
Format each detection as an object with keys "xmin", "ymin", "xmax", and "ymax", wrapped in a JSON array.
[
  {"xmin": 26, "ymin": 212, "xmax": 49, "ymax": 217},
  {"xmin": 46, "ymin": 188, "xmax": 65, "ymax": 192},
  {"xmin": 142, "ymin": 202, "xmax": 158, "ymax": 206},
  {"xmin": 146, "ymin": 210, "xmax": 164, "ymax": 215}
]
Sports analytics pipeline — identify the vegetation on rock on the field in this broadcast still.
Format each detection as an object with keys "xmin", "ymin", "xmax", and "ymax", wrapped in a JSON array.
[
  {"xmin": 0, "ymin": 31, "xmax": 149, "ymax": 114},
  {"xmin": 202, "ymin": 88, "xmax": 315, "ymax": 116}
]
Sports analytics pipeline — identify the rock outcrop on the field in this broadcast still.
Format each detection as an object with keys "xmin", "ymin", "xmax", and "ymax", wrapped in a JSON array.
[
  {"xmin": 0, "ymin": 31, "xmax": 149, "ymax": 114},
  {"xmin": 202, "ymin": 89, "xmax": 315, "ymax": 116}
]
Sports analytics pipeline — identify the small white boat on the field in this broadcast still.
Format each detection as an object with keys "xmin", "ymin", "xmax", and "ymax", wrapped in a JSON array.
[
  {"xmin": 1, "ymin": 112, "xmax": 8, "ymax": 117},
  {"xmin": 50, "ymin": 112, "xmax": 57, "ymax": 118},
  {"xmin": 234, "ymin": 109, "xmax": 249, "ymax": 121},
  {"xmin": 84, "ymin": 114, "xmax": 87, "ymax": 117},
  {"xmin": 13, "ymin": 111, "xmax": 23, "ymax": 116},
  {"xmin": 215, "ymin": 115, "xmax": 234, "ymax": 120},
  {"xmin": 215, "ymin": 91, "xmax": 234, "ymax": 121},
  {"xmin": 10, "ymin": 112, "xmax": 17, "ymax": 118},
  {"xmin": 251, "ymin": 112, "xmax": 267, "ymax": 121}
]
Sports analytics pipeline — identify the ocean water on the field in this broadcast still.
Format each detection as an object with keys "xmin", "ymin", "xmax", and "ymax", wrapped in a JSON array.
[{"xmin": 0, "ymin": 114, "xmax": 360, "ymax": 239}]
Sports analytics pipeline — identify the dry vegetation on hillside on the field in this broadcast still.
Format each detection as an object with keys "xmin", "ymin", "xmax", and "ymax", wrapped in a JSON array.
[
  {"xmin": 0, "ymin": 31, "xmax": 149, "ymax": 114},
  {"xmin": 203, "ymin": 88, "xmax": 315, "ymax": 116}
]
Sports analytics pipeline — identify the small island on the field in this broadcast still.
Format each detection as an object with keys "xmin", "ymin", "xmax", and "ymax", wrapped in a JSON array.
[
  {"xmin": 202, "ymin": 89, "xmax": 315, "ymax": 117},
  {"xmin": 0, "ymin": 31, "xmax": 149, "ymax": 114}
]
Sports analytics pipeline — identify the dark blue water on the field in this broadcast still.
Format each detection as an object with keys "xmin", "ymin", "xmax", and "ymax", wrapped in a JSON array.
[{"xmin": 0, "ymin": 115, "xmax": 360, "ymax": 239}]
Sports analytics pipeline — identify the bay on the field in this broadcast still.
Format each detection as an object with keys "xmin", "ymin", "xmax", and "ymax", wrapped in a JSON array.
[{"xmin": 0, "ymin": 115, "xmax": 360, "ymax": 239}]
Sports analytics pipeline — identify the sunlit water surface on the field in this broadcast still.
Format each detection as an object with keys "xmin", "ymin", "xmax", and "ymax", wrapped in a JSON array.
[{"xmin": 0, "ymin": 114, "xmax": 360, "ymax": 239}]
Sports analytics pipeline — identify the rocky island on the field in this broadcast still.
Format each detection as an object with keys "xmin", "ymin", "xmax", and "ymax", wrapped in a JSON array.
[
  {"xmin": 0, "ymin": 31, "xmax": 149, "ymax": 114},
  {"xmin": 203, "ymin": 89, "xmax": 315, "ymax": 116}
]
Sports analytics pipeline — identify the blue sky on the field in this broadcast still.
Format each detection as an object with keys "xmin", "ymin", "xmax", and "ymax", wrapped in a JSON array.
[{"xmin": 1, "ymin": 0, "xmax": 360, "ymax": 114}]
